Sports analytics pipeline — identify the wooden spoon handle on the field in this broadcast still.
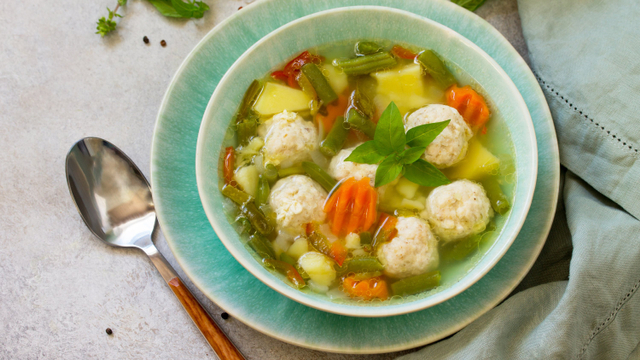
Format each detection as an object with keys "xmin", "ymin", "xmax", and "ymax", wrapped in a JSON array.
[
  {"xmin": 145, "ymin": 244, "xmax": 244, "ymax": 359},
  {"xmin": 167, "ymin": 277, "xmax": 245, "ymax": 359}
]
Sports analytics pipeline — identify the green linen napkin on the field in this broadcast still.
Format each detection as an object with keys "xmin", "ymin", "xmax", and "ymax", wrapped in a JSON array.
[{"xmin": 399, "ymin": 0, "xmax": 640, "ymax": 358}]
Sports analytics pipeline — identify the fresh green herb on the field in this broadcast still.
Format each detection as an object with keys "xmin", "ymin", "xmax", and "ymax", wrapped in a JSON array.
[
  {"xmin": 96, "ymin": 0, "xmax": 209, "ymax": 37},
  {"xmin": 345, "ymin": 102, "xmax": 451, "ymax": 187},
  {"xmin": 451, "ymin": 0, "xmax": 487, "ymax": 12}
]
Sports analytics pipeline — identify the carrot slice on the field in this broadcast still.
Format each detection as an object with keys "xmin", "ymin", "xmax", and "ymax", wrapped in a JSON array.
[
  {"xmin": 391, "ymin": 45, "xmax": 417, "ymax": 60},
  {"xmin": 315, "ymin": 93, "xmax": 349, "ymax": 132},
  {"xmin": 446, "ymin": 85, "xmax": 491, "ymax": 129},
  {"xmin": 342, "ymin": 276, "xmax": 389, "ymax": 300},
  {"xmin": 364, "ymin": 187, "xmax": 378, "ymax": 230},
  {"xmin": 331, "ymin": 178, "xmax": 356, "ymax": 235},
  {"xmin": 330, "ymin": 241, "xmax": 348, "ymax": 267},
  {"xmin": 346, "ymin": 178, "xmax": 370, "ymax": 233}
]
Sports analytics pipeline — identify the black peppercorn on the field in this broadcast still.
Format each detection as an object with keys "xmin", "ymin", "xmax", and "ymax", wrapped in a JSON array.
[
  {"xmin": 160, "ymin": 40, "xmax": 167, "ymax": 47},
  {"xmin": 221, "ymin": 312, "xmax": 229, "ymax": 320},
  {"xmin": 106, "ymin": 328, "xmax": 113, "ymax": 335},
  {"xmin": 143, "ymin": 36, "xmax": 149, "ymax": 44}
]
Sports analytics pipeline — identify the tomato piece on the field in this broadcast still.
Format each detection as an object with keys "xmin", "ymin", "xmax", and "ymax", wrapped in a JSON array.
[
  {"xmin": 391, "ymin": 45, "xmax": 417, "ymax": 60},
  {"xmin": 446, "ymin": 85, "xmax": 491, "ymax": 129},
  {"xmin": 270, "ymin": 70, "xmax": 288, "ymax": 82}
]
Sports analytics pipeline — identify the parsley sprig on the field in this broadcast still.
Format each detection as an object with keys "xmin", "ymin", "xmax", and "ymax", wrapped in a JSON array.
[
  {"xmin": 96, "ymin": 0, "xmax": 210, "ymax": 37},
  {"xmin": 345, "ymin": 102, "xmax": 451, "ymax": 188}
]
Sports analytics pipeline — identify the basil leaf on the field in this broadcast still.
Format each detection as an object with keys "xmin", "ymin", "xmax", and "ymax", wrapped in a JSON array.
[
  {"xmin": 170, "ymin": 0, "xmax": 209, "ymax": 18},
  {"xmin": 345, "ymin": 141, "xmax": 385, "ymax": 164},
  {"xmin": 148, "ymin": 0, "xmax": 181, "ymax": 17},
  {"xmin": 405, "ymin": 120, "xmax": 450, "ymax": 148},
  {"xmin": 403, "ymin": 159, "xmax": 451, "ymax": 187},
  {"xmin": 399, "ymin": 147, "xmax": 426, "ymax": 165},
  {"xmin": 451, "ymin": 0, "xmax": 486, "ymax": 12},
  {"xmin": 373, "ymin": 102, "xmax": 405, "ymax": 156},
  {"xmin": 375, "ymin": 156, "xmax": 403, "ymax": 187}
]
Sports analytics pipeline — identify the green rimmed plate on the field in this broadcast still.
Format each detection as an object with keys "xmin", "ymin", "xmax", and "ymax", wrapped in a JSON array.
[{"xmin": 151, "ymin": 0, "xmax": 559, "ymax": 353}]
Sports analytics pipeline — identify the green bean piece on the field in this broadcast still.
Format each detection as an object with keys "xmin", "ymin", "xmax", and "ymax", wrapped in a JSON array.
[
  {"xmin": 242, "ymin": 202, "xmax": 274, "ymax": 235},
  {"xmin": 345, "ymin": 257, "xmax": 384, "ymax": 273},
  {"xmin": 320, "ymin": 116, "xmax": 349, "ymax": 157},
  {"xmin": 359, "ymin": 231, "xmax": 372, "ymax": 245},
  {"xmin": 278, "ymin": 165, "xmax": 305, "ymax": 178},
  {"xmin": 238, "ymin": 79, "xmax": 262, "ymax": 119},
  {"xmin": 354, "ymin": 41, "xmax": 382, "ymax": 56},
  {"xmin": 346, "ymin": 108, "xmax": 376, "ymax": 138},
  {"xmin": 235, "ymin": 215, "xmax": 251, "ymax": 234},
  {"xmin": 279, "ymin": 252, "xmax": 297, "ymax": 267},
  {"xmin": 255, "ymin": 176, "xmax": 270, "ymax": 206},
  {"xmin": 221, "ymin": 184, "xmax": 251, "ymax": 205},
  {"xmin": 417, "ymin": 50, "xmax": 456, "ymax": 88},
  {"xmin": 301, "ymin": 63, "xmax": 338, "ymax": 104},
  {"xmin": 306, "ymin": 224, "xmax": 332, "ymax": 257},
  {"xmin": 353, "ymin": 79, "xmax": 376, "ymax": 119},
  {"xmin": 335, "ymin": 52, "xmax": 397, "ymax": 75},
  {"xmin": 391, "ymin": 271, "xmax": 441, "ymax": 296},
  {"xmin": 263, "ymin": 164, "xmax": 279, "ymax": 184},
  {"xmin": 263, "ymin": 259, "xmax": 306, "ymax": 289},
  {"xmin": 295, "ymin": 264, "xmax": 311, "ymax": 280},
  {"xmin": 236, "ymin": 116, "xmax": 257, "ymax": 146},
  {"xmin": 441, "ymin": 233, "xmax": 482, "ymax": 261},
  {"xmin": 248, "ymin": 234, "xmax": 276, "ymax": 260},
  {"xmin": 302, "ymin": 162, "xmax": 337, "ymax": 192},
  {"xmin": 481, "ymin": 178, "xmax": 511, "ymax": 215}
]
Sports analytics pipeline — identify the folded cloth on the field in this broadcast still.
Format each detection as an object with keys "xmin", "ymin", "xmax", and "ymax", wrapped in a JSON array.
[{"xmin": 399, "ymin": 0, "xmax": 640, "ymax": 358}]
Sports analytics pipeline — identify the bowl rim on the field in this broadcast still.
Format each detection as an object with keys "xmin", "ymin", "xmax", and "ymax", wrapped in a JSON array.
[{"xmin": 195, "ymin": 5, "xmax": 538, "ymax": 317}]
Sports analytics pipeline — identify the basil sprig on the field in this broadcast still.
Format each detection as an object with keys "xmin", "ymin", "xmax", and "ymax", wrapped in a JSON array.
[{"xmin": 345, "ymin": 102, "xmax": 451, "ymax": 188}]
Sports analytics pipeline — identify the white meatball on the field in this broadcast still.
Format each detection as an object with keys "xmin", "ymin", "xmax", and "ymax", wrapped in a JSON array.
[
  {"xmin": 328, "ymin": 146, "xmax": 377, "ymax": 187},
  {"xmin": 405, "ymin": 104, "xmax": 472, "ymax": 168},
  {"xmin": 424, "ymin": 179, "xmax": 493, "ymax": 242},
  {"xmin": 377, "ymin": 216, "xmax": 439, "ymax": 279},
  {"xmin": 258, "ymin": 110, "xmax": 318, "ymax": 166},
  {"xmin": 268, "ymin": 175, "xmax": 327, "ymax": 232}
]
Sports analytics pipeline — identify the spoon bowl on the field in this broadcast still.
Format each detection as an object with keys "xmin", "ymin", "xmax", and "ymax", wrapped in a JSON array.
[{"xmin": 65, "ymin": 137, "xmax": 243, "ymax": 360}]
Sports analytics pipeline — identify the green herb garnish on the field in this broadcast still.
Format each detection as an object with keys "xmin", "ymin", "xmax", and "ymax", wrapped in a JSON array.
[
  {"xmin": 451, "ymin": 0, "xmax": 486, "ymax": 12},
  {"xmin": 345, "ymin": 102, "xmax": 451, "ymax": 188},
  {"xmin": 96, "ymin": 0, "xmax": 209, "ymax": 37}
]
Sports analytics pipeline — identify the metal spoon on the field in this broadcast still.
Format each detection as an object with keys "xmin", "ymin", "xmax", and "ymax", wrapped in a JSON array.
[{"xmin": 65, "ymin": 137, "xmax": 244, "ymax": 360}]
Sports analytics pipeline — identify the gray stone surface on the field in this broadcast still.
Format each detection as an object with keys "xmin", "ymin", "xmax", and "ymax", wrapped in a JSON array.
[{"xmin": 0, "ymin": 0, "xmax": 528, "ymax": 358}]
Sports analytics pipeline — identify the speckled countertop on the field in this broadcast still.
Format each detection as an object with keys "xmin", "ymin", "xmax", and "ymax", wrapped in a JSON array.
[{"xmin": 0, "ymin": 0, "xmax": 529, "ymax": 358}]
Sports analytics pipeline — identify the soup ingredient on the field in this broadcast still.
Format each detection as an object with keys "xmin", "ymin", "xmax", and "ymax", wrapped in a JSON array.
[
  {"xmin": 405, "ymin": 104, "xmax": 473, "ymax": 168},
  {"xmin": 236, "ymin": 80, "xmax": 263, "ymax": 145},
  {"xmin": 298, "ymin": 252, "xmax": 337, "ymax": 287},
  {"xmin": 234, "ymin": 165, "xmax": 259, "ymax": 197},
  {"xmin": 424, "ymin": 179, "xmax": 493, "ymax": 242},
  {"xmin": 371, "ymin": 213, "xmax": 398, "ymax": 249},
  {"xmin": 342, "ymin": 276, "xmax": 389, "ymax": 300},
  {"xmin": 372, "ymin": 63, "xmax": 427, "ymax": 115},
  {"xmin": 302, "ymin": 162, "xmax": 337, "ymax": 192},
  {"xmin": 329, "ymin": 147, "xmax": 379, "ymax": 187},
  {"xmin": 481, "ymin": 178, "xmax": 510, "ymax": 215},
  {"xmin": 321, "ymin": 65, "xmax": 349, "ymax": 95},
  {"xmin": 235, "ymin": 137, "xmax": 264, "ymax": 167},
  {"xmin": 248, "ymin": 234, "xmax": 276, "ymax": 260},
  {"xmin": 340, "ymin": 256, "xmax": 384, "ymax": 274},
  {"xmin": 223, "ymin": 147, "xmax": 235, "ymax": 185},
  {"xmin": 277, "ymin": 165, "xmax": 305, "ymax": 178},
  {"xmin": 305, "ymin": 223, "xmax": 348, "ymax": 266},
  {"xmin": 263, "ymin": 259, "xmax": 306, "ymax": 289},
  {"xmin": 377, "ymin": 216, "xmax": 439, "ymax": 278},
  {"xmin": 286, "ymin": 237, "xmax": 309, "ymax": 259},
  {"xmin": 417, "ymin": 50, "xmax": 456, "ymax": 88},
  {"xmin": 268, "ymin": 175, "xmax": 327, "ymax": 232},
  {"xmin": 345, "ymin": 102, "xmax": 451, "ymax": 187},
  {"xmin": 301, "ymin": 63, "xmax": 338, "ymax": 104},
  {"xmin": 451, "ymin": 0, "xmax": 487, "ymax": 12},
  {"xmin": 258, "ymin": 111, "xmax": 318, "ymax": 166},
  {"xmin": 320, "ymin": 117, "xmax": 349, "ymax": 156},
  {"xmin": 254, "ymin": 83, "xmax": 312, "ymax": 115},
  {"xmin": 263, "ymin": 164, "xmax": 279, "ymax": 183},
  {"xmin": 444, "ymin": 138, "xmax": 500, "ymax": 181},
  {"xmin": 391, "ymin": 270, "xmax": 441, "ymax": 296},
  {"xmin": 271, "ymin": 51, "xmax": 322, "ymax": 88},
  {"xmin": 395, "ymin": 177, "xmax": 420, "ymax": 199},
  {"xmin": 446, "ymin": 85, "xmax": 491, "ymax": 129},
  {"xmin": 346, "ymin": 108, "xmax": 376, "ymax": 139},
  {"xmin": 391, "ymin": 45, "xmax": 418, "ymax": 60},
  {"xmin": 255, "ymin": 176, "xmax": 270, "ymax": 206},
  {"xmin": 354, "ymin": 41, "xmax": 382, "ymax": 56},
  {"xmin": 323, "ymin": 178, "xmax": 378, "ymax": 236},
  {"xmin": 334, "ymin": 52, "xmax": 398, "ymax": 75},
  {"xmin": 315, "ymin": 94, "xmax": 350, "ymax": 132},
  {"xmin": 222, "ymin": 185, "xmax": 274, "ymax": 235}
]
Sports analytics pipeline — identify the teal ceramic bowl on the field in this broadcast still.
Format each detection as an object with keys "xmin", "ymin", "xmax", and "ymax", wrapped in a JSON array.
[{"xmin": 195, "ymin": 6, "xmax": 537, "ymax": 317}]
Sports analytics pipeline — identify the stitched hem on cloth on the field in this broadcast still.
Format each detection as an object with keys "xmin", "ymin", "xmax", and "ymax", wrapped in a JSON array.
[{"xmin": 577, "ymin": 278, "xmax": 640, "ymax": 359}]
